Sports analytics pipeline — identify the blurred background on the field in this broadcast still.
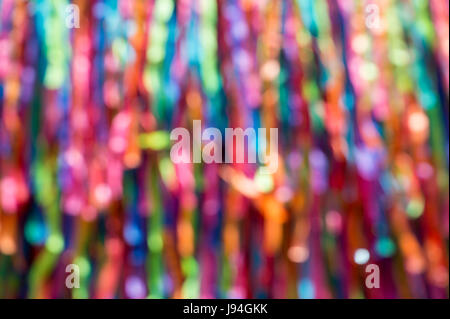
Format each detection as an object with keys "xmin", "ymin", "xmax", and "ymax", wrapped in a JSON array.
[{"xmin": 0, "ymin": 0, "xmax": 448, "ymax": 299}]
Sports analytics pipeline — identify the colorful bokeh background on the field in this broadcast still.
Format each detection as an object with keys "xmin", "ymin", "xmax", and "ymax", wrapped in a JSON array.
[{"xmin": 0, "ymin": 0, "xmax": 449, "ymax": 299}]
